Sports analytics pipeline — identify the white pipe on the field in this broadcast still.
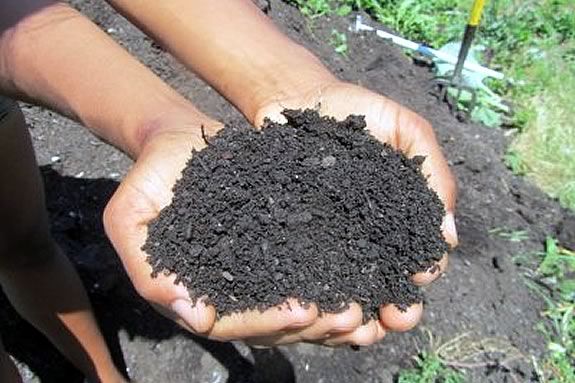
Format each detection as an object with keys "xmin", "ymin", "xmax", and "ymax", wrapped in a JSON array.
[{"xmin": 353, "ymin": 16, "xmax": 504, "ymax": 80}]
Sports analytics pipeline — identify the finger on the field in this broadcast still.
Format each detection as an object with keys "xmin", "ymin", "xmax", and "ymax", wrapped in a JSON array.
[
  {"xmin": 207, "ymin": 298, "xmax": 317, "ymax": 341},
  {"xmin": 149, "ymin": 300, "xmax": 216, "ymax": 335},
  {"xmin": 411, "ymin": 253, "xmax": 449, "ymax": 286},
  {"xmin": 322, "ymin": 320, "xmax": 385, "ymax": 347},
  {"xmin": 441, "ymin": 212, "xmax": 458, "ymax": 248},
  {"xmin": 244, "ymin": 302, "xmax": 363, "ymax": 346},
  {"xmin": 304, "ymin": 302, "xmax": 363, "ymax": 335},
  {"xmin": 379, "ymin": 302, "xmax": 423, "ymax": 332},
  {"xmin": 170, "ymin": 297, "xmax": 216, "ymax": 333},
  {"xmin": 148, "ymin": 292, "xmax": 216, "ymax": 334}
]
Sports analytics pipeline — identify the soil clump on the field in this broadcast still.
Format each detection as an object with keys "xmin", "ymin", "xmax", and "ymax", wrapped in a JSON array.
[{"xmin": 144, "ymin": 109, "xmax": 447, "ymax": 319}]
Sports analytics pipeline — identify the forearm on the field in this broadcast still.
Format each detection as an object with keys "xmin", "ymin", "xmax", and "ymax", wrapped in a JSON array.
[
  {"xmin": 107, "ymin": 0, "xmax": 336, "ymax": 125},
  {"xmin": 0, "ymin": 1, "xmax": 207, "ymax": 157}
]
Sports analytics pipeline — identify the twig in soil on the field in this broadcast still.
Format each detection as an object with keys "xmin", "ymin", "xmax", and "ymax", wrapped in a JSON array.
[
  {"xmin": 185, "ymin": 223, "xmax": 192, "ymax": 240},
  {"xmin": 201, "ymin": 125, "xmax": 213, "ymax": 146},
  {"xmin": 362, "ymin": 189, "xmax": 374, "ymax": 213}
]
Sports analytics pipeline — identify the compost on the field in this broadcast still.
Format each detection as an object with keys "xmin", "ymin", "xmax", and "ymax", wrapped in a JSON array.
[{"xmin": 143, "ymin": 109, "xmax": 448, "ymax": 319}]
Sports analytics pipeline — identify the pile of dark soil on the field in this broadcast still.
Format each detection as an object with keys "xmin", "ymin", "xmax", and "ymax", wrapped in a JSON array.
[{"xmin": 144, "ymin": 109, "xmax": 447, "ymax": 319}]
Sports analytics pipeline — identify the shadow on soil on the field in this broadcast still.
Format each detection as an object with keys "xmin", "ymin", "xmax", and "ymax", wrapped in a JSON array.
[{"xmin": 0, "ymin": 165, "xmax": 294, "ymax": 383}]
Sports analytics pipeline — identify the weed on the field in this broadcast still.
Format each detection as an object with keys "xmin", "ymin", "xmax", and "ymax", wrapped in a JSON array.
[
  {"xmin": 398, "ymin": 351, "xmax": 465, "ymax": 383},
  {"xmin": 518, "ymin": 238, "xmax": 575, "ymax": 382},
  {"xmin": 291, "ymin": 0, "xmax": 332, "ymax": 18},
  {"xmin": 503, "ymin": 150, "xmax": 527, "ymax": 176},
  {"xmin": 398, "ymin": 329, "xmax": 525, "ymax": 382},
  {"xmin": 329, "ymin": 29, "xmax": 348, "ymax": 56},
  {"xmin": 488, "ymin": 227, "xmax": 529, "ymax": 242}
]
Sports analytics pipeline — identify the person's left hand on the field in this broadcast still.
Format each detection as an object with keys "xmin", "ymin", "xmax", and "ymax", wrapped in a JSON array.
[{"xmin": 245, "ymin": 80, "xmax": 458, "ymax": 346}]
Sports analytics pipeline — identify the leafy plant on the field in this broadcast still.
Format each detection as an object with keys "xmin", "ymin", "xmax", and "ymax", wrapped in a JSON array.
[
  {"xmin": 291, "ymin": 0, "xmax": 333, "ymax": 18},
  {"xmin": 329, "ymin": 29, "xmax": 348, "ymax": 56}
]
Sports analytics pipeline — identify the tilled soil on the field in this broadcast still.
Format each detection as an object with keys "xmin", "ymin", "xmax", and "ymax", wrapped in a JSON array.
[
  {"xmin": 1, "ymin": 0, "xmax": 574, "ymax": 382},
  {"xmin": 144, "ymin": 109, "xmax": 447, "ymax": 319}
]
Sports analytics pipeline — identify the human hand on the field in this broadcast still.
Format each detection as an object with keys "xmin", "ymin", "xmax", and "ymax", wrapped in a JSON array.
[
  {"xmin": 247, "ymin": 80, "xmax": 458, "ymax": 346},
  {"xmin": 102, "ymin": 112, "xmax": 369, "ymax": 344}
]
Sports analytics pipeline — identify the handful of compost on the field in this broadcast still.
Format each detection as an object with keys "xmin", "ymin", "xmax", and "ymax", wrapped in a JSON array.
[{"xmin": 143, "ymin": 109, "xmax": 448, "ymax": 320}]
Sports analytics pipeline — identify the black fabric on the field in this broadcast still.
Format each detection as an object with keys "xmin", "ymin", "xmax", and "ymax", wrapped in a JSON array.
[{"xmin": 0, "ymin": 95, "xmax": 16, "ymax": 122}]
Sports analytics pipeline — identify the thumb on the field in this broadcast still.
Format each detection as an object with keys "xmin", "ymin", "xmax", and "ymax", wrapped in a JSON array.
[
  {"xmin": 441, "ymin": 212, "xmax": 458, "ymax": 249},
  {"xmin": 170, "ymin": 298, "xmax": 216, "ymax": 334}
]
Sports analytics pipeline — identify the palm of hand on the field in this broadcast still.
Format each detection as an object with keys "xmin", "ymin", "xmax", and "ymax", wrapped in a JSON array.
[
  {"xmin": 104, "ymin": 82, "xmax": 456, "ymax": 347},
  {"xmin": 104, "ymin": 124, "xmax": 331, "ymax": 342}
]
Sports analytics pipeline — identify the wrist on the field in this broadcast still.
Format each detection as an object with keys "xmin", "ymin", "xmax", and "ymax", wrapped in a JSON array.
[
  {"xmin": 252, "ymin": 73, "xmax": 343, "ymax": 127},
  {"xmin": 240, "ymin": 46, "xmax": 338, "ymax": 126},
  {"xmin": 134, "ymin": 103, "xmax": 223, "ymax": 158}
]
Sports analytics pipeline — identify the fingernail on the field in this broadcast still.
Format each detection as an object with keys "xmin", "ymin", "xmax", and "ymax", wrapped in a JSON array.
[
  {"xmin": 443, "ymin": 213, "xmax": 458, "ymax": 245},
  {"xmin": 171, "ymin": 299, "xmax": 200, "ymax": 332}
]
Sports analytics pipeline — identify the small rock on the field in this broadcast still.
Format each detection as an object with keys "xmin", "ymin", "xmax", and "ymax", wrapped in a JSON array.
[
  {"xmin": 321, "ymin": 155, "xmax": 336, "ymax": 167},
  {"xmin": 260, "ymin": 240, "xmax": 270, "ymax": 253},
  {"xmin": 222, "ymin": 271, "xmax": 234, "ymax": 282}
]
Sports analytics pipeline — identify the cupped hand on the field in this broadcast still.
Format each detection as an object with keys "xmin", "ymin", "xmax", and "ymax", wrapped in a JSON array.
[
  {"xmin": 249, "ymin": 80, "xmax": 458, "ymax": 346},
  {"xmin": 102, "ymin": 113, "xmax": 372, "ymax": 345}
]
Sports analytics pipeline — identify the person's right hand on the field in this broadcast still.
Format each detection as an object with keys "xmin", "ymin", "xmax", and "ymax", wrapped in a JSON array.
[{"xmin": 246, "ymin": 80, "xmax": 458, "ymax": 347}]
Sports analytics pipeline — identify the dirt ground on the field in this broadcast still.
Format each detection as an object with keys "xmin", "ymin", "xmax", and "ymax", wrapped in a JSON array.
[{"xmin": 1, "ymin": 1, "xmax": 574, "ymax": 382}]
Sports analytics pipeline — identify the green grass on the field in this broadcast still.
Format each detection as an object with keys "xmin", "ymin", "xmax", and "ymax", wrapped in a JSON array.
[
  {"xmin": 516, "ymin": 237, "xmax": 575, "ymax": 382},
  {"xmin": 290, "ymin": 0, "xmax": 575, "ymax": 211},
  {"xmin": 398, "ymin": 351, "xmax": 465, "ymax": 383},
  {"xmin": 505, "ymin": 45, "xmax": 575, "ymax": 210}
]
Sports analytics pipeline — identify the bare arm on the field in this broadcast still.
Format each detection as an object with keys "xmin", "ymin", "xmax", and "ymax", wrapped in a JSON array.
[
  {"xmin": 0, "ymin": 0, "xmax": 210, "ymax": 157},
  {"xmin": 106, "ymin": 0, "xmax": 337, "ymax": 125}
]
